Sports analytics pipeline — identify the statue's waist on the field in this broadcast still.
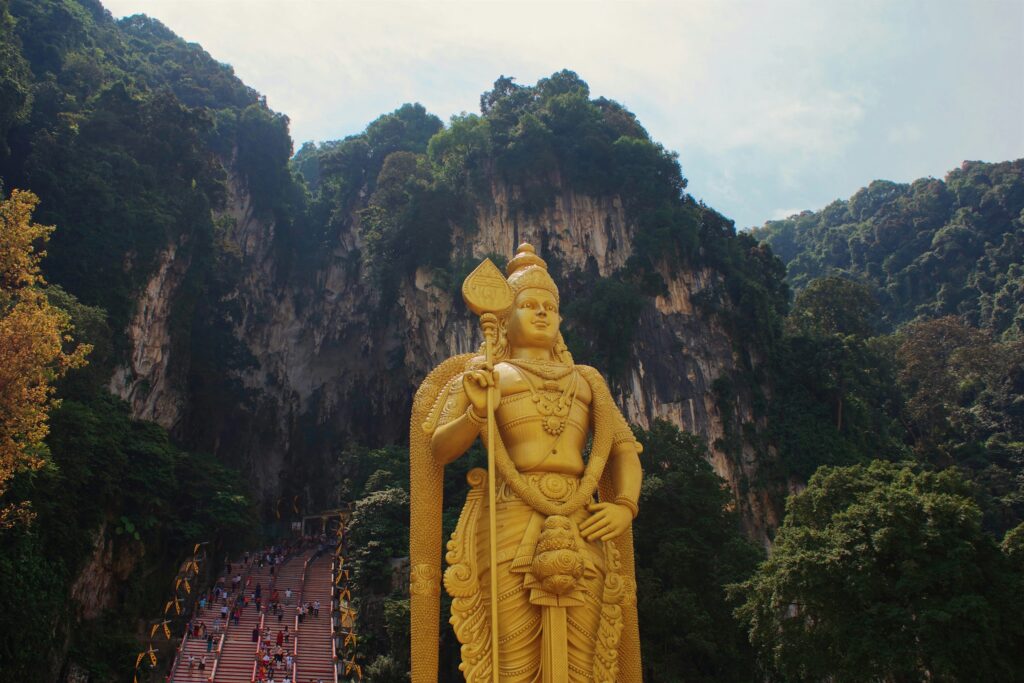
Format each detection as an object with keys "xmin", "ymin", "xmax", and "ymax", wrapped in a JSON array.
[{"xmin": 496, "ymin": 471, "xmax": 585, "ymax": 505}]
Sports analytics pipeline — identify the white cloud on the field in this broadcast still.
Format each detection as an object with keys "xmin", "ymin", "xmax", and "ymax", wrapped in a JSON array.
[
  {"xmin": 771, "ymin": 208, "xmax": 805, "ymax": 220},
  {"xmin": 100, "ymin": 0, "xmax": 1024, "ymax": 227},
  {"xmin": 887, "ymin": 123, "xmax": 924, "ymax": 144}
]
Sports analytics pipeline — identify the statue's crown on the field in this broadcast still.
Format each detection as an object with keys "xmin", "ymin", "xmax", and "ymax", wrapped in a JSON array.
[{"xmin": 506, "ymin": 243, "xmax": 559, "ymax": 304}]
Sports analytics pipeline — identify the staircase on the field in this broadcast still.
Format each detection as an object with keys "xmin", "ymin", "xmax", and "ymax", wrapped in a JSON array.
[
  {"xmin": 295, "ymin": 553, "xmax": 336, "ymax": 682},
  {"xmin": 168, "ymin": 599, "xmax": 221, "ymax": 682},
  {"xmin": 211, "ymin": 563, "xmax": 271, "ymax": 683},
  {"xmin": 167, "ymin": 546, "xmax": 341, "ymax": 683},
  {"xmin": 266, "ymin": 549, "xmax": 307, "ymax": 680}
]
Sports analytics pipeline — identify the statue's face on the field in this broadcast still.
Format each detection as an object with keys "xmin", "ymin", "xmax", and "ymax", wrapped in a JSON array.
[{"xmin": 507, "ymin": 287, "xmax": 560, "ymax": 349}]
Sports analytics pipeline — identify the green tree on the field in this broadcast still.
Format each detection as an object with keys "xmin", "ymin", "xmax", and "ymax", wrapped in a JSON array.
[
  {"xmin": 0, "ymin": 1, "xmax": 32, "ymax": 157},
  {"xmin": 633, "ymin": 420, "xmax": 762, "ymax": 682},
  {"xmin": 787, "ymin": 276, "xmax": 878, "ymax": 339},
  {"xmin": 894, "ymin": 316, "xmax": 1024, "ymax": 533},
  {"xmin": 767, "ymin": 277, "xmax": 903, "ymax": 481},
  {"xmin": 733, "ymin": 460, "xmax": 1023, "ymax": 681},
  {"xmin": 754, "ymin": 160, "xmax": 1024, "ymax": 338},
  {"xmin": 348, "ymin": 487, "xmax": 409, "ymax": 595}
]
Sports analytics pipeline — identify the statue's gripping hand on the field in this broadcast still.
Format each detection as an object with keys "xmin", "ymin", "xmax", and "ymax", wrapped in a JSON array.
[
  {"xmin": 462, "ymin": 368, "xmax": 500, "ymax": 418},
  {"xmin": 579, "ymin": 502, "xmax": 633, "ymax": 542}
]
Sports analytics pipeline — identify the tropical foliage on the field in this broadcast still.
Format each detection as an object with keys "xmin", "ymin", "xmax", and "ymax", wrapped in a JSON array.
[
  {"xmin": 733, "ymin": 461, "xmax": 1023, "ymax": 681},
  {"xmin": 754, "ymin": 160, "xmax": 1024, "ymax": 338}
]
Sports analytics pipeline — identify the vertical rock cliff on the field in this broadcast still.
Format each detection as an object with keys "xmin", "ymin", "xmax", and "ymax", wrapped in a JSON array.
[{"xmin": 112, "ymin": 167, "xmax": 780, "ymax": 544}]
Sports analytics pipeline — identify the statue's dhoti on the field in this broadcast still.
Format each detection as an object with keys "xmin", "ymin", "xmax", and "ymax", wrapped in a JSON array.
[{"xmin": 446, "ymin": 471, "xmax": 625, "ymax": 683}]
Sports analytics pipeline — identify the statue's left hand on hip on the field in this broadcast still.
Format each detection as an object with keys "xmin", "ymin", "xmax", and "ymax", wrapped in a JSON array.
[{"xmin": 579, "ymin": 502, "xmax": 633, "ymax": 542}]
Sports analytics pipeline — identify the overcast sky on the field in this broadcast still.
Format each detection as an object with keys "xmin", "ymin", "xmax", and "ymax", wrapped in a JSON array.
[{"xmin": 101, "ymin": 0, "xmax": 1024, "ymax": 228}]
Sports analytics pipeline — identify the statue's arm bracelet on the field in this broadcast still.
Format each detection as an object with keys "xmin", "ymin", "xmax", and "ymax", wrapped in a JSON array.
[
  {"xmin": 464, "ymin": 404, "xmax": 487, "ymax": 425},
  {"xmin": 614, "ymin": 496, "xmax": 639, "ymax": 519}
]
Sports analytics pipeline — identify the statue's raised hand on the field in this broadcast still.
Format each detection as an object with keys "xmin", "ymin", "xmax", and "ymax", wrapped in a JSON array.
[{"xmin": 463, "ymin": 368, "xmax": 500, "ymax": 418}]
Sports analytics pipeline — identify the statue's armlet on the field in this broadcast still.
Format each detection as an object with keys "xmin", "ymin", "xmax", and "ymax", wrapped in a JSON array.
[{"xmin": 433, "ymin": 376, "xmax": 470, "ymax": 433}]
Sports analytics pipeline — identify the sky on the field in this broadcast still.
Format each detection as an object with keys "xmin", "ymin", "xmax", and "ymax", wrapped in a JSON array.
[{"xmin": 101, "ymin": 0, "xmax": 1024, "ymax": 228}]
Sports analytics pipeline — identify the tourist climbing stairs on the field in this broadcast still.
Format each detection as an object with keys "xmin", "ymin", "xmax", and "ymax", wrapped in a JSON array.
[
  {"xmin": 165, "ymin": 543, "xmax": 347, "ymax": 683},
  {"xmin": 168, "ymin": 590, "xmax": 225, "ymax": 681},
  {"xmin": 295, "ymin": 553, "xmax": 336, "ymax": 682},
  {"xmin": 211, "ymin": 562, "xmax": 271, "ymax": 683},
  {"xmin": 168, "ymin": 556, "xmax": 258, "ymax": 683},
  {"xmin": 258, "ymin": 549, "xmax": 307, "ymax": 680}
]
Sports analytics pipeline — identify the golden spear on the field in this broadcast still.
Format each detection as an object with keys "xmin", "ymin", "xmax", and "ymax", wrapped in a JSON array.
[{"xmin": 462, "ymin": 258, "xmax": 513, "ymax": 683}]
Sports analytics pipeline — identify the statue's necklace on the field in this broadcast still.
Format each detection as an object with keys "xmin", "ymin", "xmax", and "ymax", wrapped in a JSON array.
[{"xmin": 506, "ymin": 359, "xmax": 577, "ymax": 436}]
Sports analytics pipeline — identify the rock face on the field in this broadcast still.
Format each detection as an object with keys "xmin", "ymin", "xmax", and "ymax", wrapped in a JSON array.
[
  {"xmin": 109, "ymin": 237, "xmax": 192, "ymax": 431},
  {"xmin": 69, "ymin": 522, "xmax": 144, "ymax": 620},
  {"xmin": 114, "ymin": 171, "xmax": 780, "ymax": 545}
]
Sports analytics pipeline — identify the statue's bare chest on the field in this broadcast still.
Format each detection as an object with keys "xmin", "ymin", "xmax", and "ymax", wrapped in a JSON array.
[{"xmin": 493, "ymin": 363, "xmax": 592, "ymax": 455}]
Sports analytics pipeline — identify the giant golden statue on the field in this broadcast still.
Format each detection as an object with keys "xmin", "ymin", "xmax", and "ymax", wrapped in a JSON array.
[{"xmin": 410, "ymin": 243, "xmax": 643, "ymax": 682}]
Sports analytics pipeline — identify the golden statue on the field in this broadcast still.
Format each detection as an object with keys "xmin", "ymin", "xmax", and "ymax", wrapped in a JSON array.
[{"xmin": 410, "ymin": 243, "xmax": 643, "ymax": 682}]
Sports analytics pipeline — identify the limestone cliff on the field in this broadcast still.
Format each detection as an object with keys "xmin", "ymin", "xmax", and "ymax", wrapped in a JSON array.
[{"xmin": 113, "ymin": 166, "xmax": 781, "ymax": 545}]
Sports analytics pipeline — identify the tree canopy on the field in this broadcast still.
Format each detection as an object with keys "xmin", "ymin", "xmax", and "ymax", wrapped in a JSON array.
[
  {"xmin": 733, "ymin": 460, "xmax": 1024, "ymax": 682},
  {"xmin": 754, "ymin": 160, "xmax": 1024, "ymax": 339}
]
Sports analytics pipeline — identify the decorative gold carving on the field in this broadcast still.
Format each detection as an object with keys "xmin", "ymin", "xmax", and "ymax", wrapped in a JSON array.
[
  {"xmin": 531, "ymin": 516, "xmax": 585, "ymax": 597},
  {"xmin": 409, "ymin": 564, "xmax": 441, "ymax": 597},
  {"xmin": 462, "ymin": 258, "xmax": 514, "ymax": 316}
]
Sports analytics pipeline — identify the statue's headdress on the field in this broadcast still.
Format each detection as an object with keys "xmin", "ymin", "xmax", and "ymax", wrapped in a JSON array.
[{"xmin": 506, "ymin": 243, "xmax": 559, "ymax": 304}]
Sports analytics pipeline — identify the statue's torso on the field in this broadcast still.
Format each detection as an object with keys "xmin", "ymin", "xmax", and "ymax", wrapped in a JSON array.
[{"xmin": 493, "ymin": 361, "xmax": 592, "ymax": 475}]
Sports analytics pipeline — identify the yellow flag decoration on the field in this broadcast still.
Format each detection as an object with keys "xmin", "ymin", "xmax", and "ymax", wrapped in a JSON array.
[
  {"xmin": 163, "ymin": 600, "xmax": 173, "ymax": 614},
  {"xmin": 147, "ymin": 646, "xmax": 157, "ymax": 666},
  {"xmin": 183, "ymin": 579, "xmax": 191, "ymax": 594},
  {"xmin": 163, "ymin": 620, "xmax": 172, "ymax": 640},
  {"xmin": 135, "ymin": 652, "xmax": 145, "ymax": 668},
  {"xmin": 150, "ymin": 624, "xmax": 159, "ymax": 638},
  {"xmin": 193, "ymin": 542, "xmax": 201, "ymax": 555}
]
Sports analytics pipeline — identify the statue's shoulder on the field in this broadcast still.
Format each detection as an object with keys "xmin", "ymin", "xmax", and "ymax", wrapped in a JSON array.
[
  {"xmin": 573, "ymin": 364, "xmax": 608, "ymax": 387},
  {"xmin": 414, "ymin": 352, "xmax": 478, "ymax": 435}
]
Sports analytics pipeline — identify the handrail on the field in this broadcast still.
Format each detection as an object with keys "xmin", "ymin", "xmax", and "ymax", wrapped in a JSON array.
[
  {"xmin": 206, "ymin": 633, "xmax": 224, "ymax": 682},
  {"xmin": 290, "ymin": 553, "xmax": 310, "ymax": 677},
  {"xmin": 253, "ymin": 612, "xmax": 265, "ymax": 655},
  {"xmin": 297, "ymin": 557, "xmax": 311, "ymax": 608},
  {"xmin": 162, "ymin": 543, "xmax": 212, "ymax": 682},
  {"xmin": 249, "ymin": 660, "xmax": 257, "ymax": 683},
  {"xmin": 208, "ymin": 557, "xmax": 254, "ymax": 683},
  {"xmin": 168, "ymin": 630, "xmax": 190, "ymax": 682}
]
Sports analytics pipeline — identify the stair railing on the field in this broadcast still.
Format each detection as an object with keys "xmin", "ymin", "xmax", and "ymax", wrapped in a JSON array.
[
  {"xmin": 208, "ymin": 557, "xmax": 254, "ymax": 682},
  {"xmin": 206, "ymin": 633, "xmax": 225, "ymax": 682}
]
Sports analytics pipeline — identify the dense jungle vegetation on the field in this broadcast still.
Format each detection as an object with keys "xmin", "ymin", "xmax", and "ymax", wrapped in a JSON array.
[
  {"xmin": 1, "ymin": 0, "xmax": 1022, "ymax": 680},
  {"xmin": 754, "ymin": 160, "xmax": 1024, "ymax": 338}
]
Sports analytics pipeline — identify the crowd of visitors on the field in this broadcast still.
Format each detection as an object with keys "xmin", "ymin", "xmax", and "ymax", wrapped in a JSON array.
[{"xmin": 172, "ymin": 534, "xmax": 337, "ymax": 681}]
